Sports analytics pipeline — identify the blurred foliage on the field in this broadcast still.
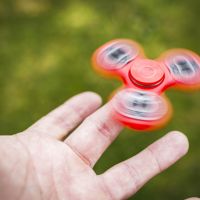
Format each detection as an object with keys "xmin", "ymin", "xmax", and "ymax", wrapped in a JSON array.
[{"xmin": 0, "ymin": 0, "xmax": 200, "ymax": 199}]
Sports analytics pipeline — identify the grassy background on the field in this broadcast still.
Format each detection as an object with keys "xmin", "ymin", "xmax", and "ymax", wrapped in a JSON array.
[{"xmin": 0, "ymin": 0, "xmax": 200, "ymax": 199}]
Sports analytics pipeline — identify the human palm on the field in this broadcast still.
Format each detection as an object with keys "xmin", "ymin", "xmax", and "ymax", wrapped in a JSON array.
[{"xmin": 0, "ymin": 92, "xmax": 193, "ymax": 200}]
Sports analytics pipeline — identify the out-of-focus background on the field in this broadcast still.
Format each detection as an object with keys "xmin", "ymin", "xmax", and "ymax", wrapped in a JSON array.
[{"xmin": 0, "ymin": 0, "xmax": 199, "ymax": 199}]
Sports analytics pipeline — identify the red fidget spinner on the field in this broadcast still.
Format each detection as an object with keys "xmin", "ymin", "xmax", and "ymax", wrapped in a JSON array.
[{"xmin": 92, "ymin": 39, "xmax": 200, "ymax": 131}]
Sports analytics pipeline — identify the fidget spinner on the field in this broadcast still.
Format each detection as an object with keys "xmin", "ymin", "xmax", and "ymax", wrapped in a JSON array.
[{"xmin": 92, "ymin": 39, "xmax": 200, "ymax": 131}]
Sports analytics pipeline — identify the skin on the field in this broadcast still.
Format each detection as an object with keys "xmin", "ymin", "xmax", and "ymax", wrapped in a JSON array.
[
  {"xmin": 0, "ymin": 92, "xmax": 199, "ymax": 200},
  {"xmin": 186, "ymin": 199, "xmax": 200, "ymax": 200}
]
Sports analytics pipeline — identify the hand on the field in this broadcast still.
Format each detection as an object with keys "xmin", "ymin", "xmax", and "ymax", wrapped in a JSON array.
[{"xmin": 0, "ymin": 92, "xmax": 192, "ymax": 200}]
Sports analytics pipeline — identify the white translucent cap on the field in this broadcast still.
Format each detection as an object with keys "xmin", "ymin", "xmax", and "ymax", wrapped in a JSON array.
[
  {"xmin": 97, "ymin": 41, "xmax": 138, "ymax": 70},
  {"xmin": 166, "ymin": 54, "xmax": 200, "ymax": 83},
  {"xmin": 112, "ymin": 88, "xmax": 168, "ymax": 121}
]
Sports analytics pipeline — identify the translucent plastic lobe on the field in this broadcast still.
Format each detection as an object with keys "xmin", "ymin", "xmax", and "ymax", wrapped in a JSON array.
[
  {"xmin": 112, "ymin": 88, "xmax": 171, "ymax": 130},
  {"xmin": 163, "ymin": 49, "xmax": 200, "ymax": 89},
  {"xmin": 92, "ymin": 39, "xmax": 141, "ymax": 72}
]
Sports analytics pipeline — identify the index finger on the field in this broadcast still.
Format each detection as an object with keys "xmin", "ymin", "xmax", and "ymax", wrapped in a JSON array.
[{"xmin": 65, "ymin": 103, "xmax": 123, "ymax": 167}]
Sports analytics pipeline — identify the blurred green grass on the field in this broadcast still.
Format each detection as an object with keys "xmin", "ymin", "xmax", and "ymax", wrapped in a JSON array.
[{"xmin": 0, "ymin": 0, "xmax": 200, "ymax": 199}]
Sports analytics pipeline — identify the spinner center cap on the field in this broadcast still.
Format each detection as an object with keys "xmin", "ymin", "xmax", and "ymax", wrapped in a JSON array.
[{"xmin": 129, "ymin": 59, "xmax": 165, "ymax": 87}]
